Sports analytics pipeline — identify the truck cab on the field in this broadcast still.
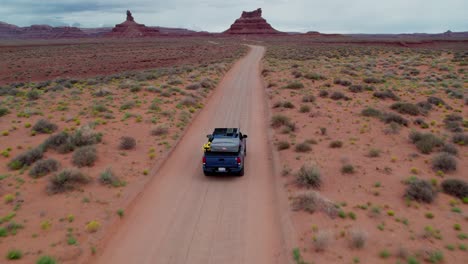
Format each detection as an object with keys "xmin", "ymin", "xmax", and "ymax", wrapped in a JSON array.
[{"xmin": 202, "ymin": 128, "xmax": 247, "ymax": 176}]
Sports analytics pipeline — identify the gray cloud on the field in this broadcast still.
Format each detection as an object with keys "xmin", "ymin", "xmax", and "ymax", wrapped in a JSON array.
[{"xmin": 0, "ymin": 0, "xmax": 466, "ymax": 33}]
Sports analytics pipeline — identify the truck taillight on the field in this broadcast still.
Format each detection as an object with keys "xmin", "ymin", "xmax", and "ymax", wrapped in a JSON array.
[
  {"xmin": 236, "ymin": 157, "xmax": 241, "ymax": 164},
  {"xmin": 202, "ymin": 157, "xmax": 206, "ymax": 164}
]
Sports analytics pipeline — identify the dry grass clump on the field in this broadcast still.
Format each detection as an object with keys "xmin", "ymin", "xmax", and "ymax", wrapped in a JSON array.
[
  {"xmin": 29, "ymin": 159, "xmax": 59, "ymax": 178},
  {"xmin": 313, "ymin": 230, "xmax": 331, "ymax": 252},
  {"xmin": 390, "ymin": 102, "xmax": 421, "ymax": 116},
  {"xmin": 295, "ymin": 142, "xmax": 311, "ymax": 152},
  {"xmin": 292, "ymin": 191, "xmax": 339, "ymax": 218},
  {"xmin": 32, "ymin": 119, "xmax": 58, "ymax": 134},
  {"xmin": 443, "ymin": 114, "xmax": 463, "ymax": 132},
  {"xmin": 72, "ymin": 146, "xmax": 97, "ymax": 167},
  {"xmin": 119, "ymin": 136, "xmax": 136, "ymax": 150},
  {"xmin": 186, "ymin": 83, "xmax": 201, "ymax": 90},
  {"xmin": 301, "ymin": 94, "xmax": 316, "ymax": 103},
  {"xmin": 277, "ymin": 140, "xmax": 290, "ymax": 150},
  {"xmin": 348, "ymin": 229, "xmax": 368, "ymax": 249},
  {"xmin": 330, "ymin": 91, "xmax": 349, "ymax": 100},
  {"xmin": 432, "ymin": 152, "xmax": 457, "ymax": 172},
  {"xmin": 271, "ymin": 114, "xmax": 295, "ymax": 131},
  {"xmin": 295, "ymin": 165, "xmax": 321, "ymax": 188},
  {"xmin": 373, "ymin": 90, "xmax": 399, "ymax": 100},
  {"xmin": 441, "ymin": 179, "xmax": 468, "ymax": 199},
  {"xmin": 405, "ymin": 178, "xmax": 436, "ymax": 203},
  {"xmin": 47, "ymin": 169, "xmax": 90, "ymax": 194},
  {"xmin": 452, "ymin": 133, "xmax": 468, "ymax": 146},
  {"xmin": 361, "ymin": 107, "xmax": 382, "ymax": 118},
  {"xmin": 99, "ymin": 168, "xmax": 124, "ymax": 187},
  {"xmin": 329, "ymin": 140, "xmax": 343, "ymax": 148},
  {"xmin": 151, "ymin": 126, "xmax": 169, "ymax": 136},
  {"xmin": 409, "ymin": 131, "xmax": 444, "ymax": 154},
  {"xmin": 284, "ymin": 81, "xmax": 304, "ymax": 89},
  {"xmin": 304, "ymin": 72, "xmax": 326, "ymax": 81},
  {"xmin": 333, "ymin": 78, "xmax": 352, "ymax": 86},
  {"xmin": 8, "ymin": 148, "xmax": 43, "ymax": 170},
  {"xmin": 381, "ymin": 113, "xmax": 408, "ymax": 126}
]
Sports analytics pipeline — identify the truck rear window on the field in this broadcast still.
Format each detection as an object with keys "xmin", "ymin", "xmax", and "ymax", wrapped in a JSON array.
[{"xmin": 205, "ymin": 151, "xmax": 239, "ymax": 156}]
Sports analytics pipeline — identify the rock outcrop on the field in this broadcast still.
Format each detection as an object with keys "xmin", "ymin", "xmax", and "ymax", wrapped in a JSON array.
[
  {"xmin": 224, "ymin": 8, "xmax": 282, "ymax": 35},
  {"xmin": 105, "ymin": 10, "xmax": 159, "ymax": 38}
]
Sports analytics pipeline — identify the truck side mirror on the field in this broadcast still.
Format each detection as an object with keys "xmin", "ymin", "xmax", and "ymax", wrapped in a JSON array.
[
  {"xmin": 242, "ymin": 135, "xmax": 248, "ymax": 138},
  {"xmin": 206, "ymin": 134, "xmax": 212, "ymax": 138}
]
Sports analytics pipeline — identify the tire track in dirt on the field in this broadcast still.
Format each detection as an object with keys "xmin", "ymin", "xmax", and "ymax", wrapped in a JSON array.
[{"xmin": 94, "ymin": 46, "xmax": 287, "ymax": 264}]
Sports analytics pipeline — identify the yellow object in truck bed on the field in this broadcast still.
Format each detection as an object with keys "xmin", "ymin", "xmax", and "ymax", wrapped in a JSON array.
[{"xmin": 203, "ymin": 142, "xmax": 211, "ymax": 152}]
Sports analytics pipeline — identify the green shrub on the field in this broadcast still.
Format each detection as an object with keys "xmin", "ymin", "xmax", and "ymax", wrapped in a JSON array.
[
  {"xmin": 284, "ymin": 81, "xmax": 304, "ymax": 89},
  {"xmin": 8, "ymin": 148, "xmax": 43, "ymax": 170},
  {"xmin": 32, "ymin": 119, "xmax": 58, "ymax": 134},
  {"xmin": 99, "ymin": 168, "xmax": 123, "ymax": 187},
  {"xmin": 119, "ymin": 136, "xmax": 136, "ymax": 150},
  {"xmin": 26, "ymin": 89, "xmax": 40, "ymax": 100},
  {"xmin": 6, "ymin": 249, "xmax": 22, "ymax": 260},
  {"xmin": 409, "ymin": 132, "xmax": 443, "ymax": 154},
  {"xmin": 72, "ymin": 146, "xmax": 97, "ymax": 167},
  {"xmin": 47, "ymin": 169, "xmax": 90, "ymax": 194},
  {"xmin": 432, "ymin": 152, "xmax": 457, "ymax": 172},
  {"xmin": 405, "ymin": 179, "xmax": 436, "ymax": 203},
  {"xmin": 36, "ymin": 255, "xmax": 57, "ymax": 264},
  {"xmin": 295, "ymin": 142, "xmax": 311, "ymax": 152},
  {"xmin": 0, "ymin": 107, "xmax": 9, "ymax": 117},
  {"xmin": 441, "ymin": 179, "xmax": 468, "ymax": 199},
  {"xmin": 120, "ymin": 100, "xmax": 135, "ymax": 110},
  {"xmin": 361, "ymin": 107, "xmax": 382, "ymax": 117},
  {"xmin": 390, "ymin": 102, "xmax": 420, "ymax": 116},
  {"xmin": 296, "ymin": 165, "xmax": 321, "ymax": 188},
  {"xmin": 29, "ymin": 159, "xmax": 59, "ymax": 178}
]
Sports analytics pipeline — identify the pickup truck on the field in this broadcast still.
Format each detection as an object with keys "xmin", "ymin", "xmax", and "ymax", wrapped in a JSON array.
[{"xmin": 202, "ymin": 128, "xmax": 247, "ymax": 176}]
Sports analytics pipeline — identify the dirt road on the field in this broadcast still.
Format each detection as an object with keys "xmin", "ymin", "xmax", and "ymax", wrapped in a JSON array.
[{"xmin": 94, "ymin": 46, "xmax": 286, "ymax": 264}]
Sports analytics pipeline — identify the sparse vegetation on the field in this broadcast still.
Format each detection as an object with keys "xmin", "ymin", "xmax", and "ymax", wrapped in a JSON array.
[
  {"xmin": 441, "ymin": 179, "xmax": 468, "ymax": 199},
  {"xmin": 405, "ymin": 178, "xmax": 436, "ymax": 203},
  {"xmin": 8, "ymin": 148, "xmax": 43, "ymax": 170},
  {"xmin": 409, "ymin": 131, "xmax": 443, "ymax": 154},
  {"xmin": 295, "ymin": 142, "xmax": 311, "ymax": 152},
  {"xmin": 32, "ymin": 119, "xmax": 58, "ymax": 134},
  {"xmin": 296, "ymin": 165, "xmax": 321, "ymax": 188},
  {"xmin": 432, "ymin": 152, "xmax": 457, "ymax": 172},
  {"xmin": 348, "ymin": 229, "xmax": 367, "ymax": 249},
  {"xmin": 119, "ymin": 136, "xmax": 136, "ymax": 150},
  {"xmin": 29, "ymin": 159, "xmax": 59, "ymax": 178},
  {"xmin": 72, "ymin": 146, "xmax": 97, "ymax": 167},
  {"xmin": 47, "ymin": 169, "xmax": 90, "ymax": 194}
]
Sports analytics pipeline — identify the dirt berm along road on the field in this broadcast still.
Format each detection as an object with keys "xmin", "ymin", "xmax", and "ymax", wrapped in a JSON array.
[{"xmin": 95, "ymin": 46, "xmax": 287, "ymax": 264}]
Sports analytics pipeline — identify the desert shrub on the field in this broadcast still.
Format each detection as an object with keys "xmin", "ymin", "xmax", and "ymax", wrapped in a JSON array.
[
  {"xmin": 26, "ymin": 89, "xmax": 40, "ymax": 100},
  {"xmin": 383, "ymin": 122, "xmax": 401, "ymax": 135},
  {"xmin": 186, "ymin": 83, "xmax": 201, "ymax": 90},
  {"xmin": 363, "ymin": 77, "xmax": 385, "ymax": 84},
  {"xmin": 47, "ymin": 169, "xmax": 90, "ymax": 194},
  {"xmin": 92, "ymin": 103, "xmax": 108, "ymax": 113},
  {"xmin": 390, "ymin": 102, "xmax": 420, "ymax": 116},
  {"xmin": 99, "ymin": 168, "xmax": 123, "ymax": 187},
  {"xmin": 180, "ymin": 96, "xmax": 197, "ymax": 106},
  {"xmin": 329, "ymin": 140, "xmax": 343, "ymax": 148},
  {"xmin": 452, "ymin": 133, "xmax": 468, "ymax": 146},
  {"xmin": 368, "ymin": 148, "xmax": 381, "ymax": 157},
  {"xmin": 271, "ymin": 114, "xmax": 292, "ymax": 128},
  {"xmin": 443, "ymin": 114, "xmax": 463, "ymax": 132},
  {"xmin": 348, "ymin": 85, "xmax": 363, "ymax": 93},
  {"xmin": 200, "ymin": 78, "xmax": 214, "ymax": 88},
  {"xmin": 405, "ymin": 179, "xmax": 436, "ymax": 203},
  {"xmin": 427, "ymin": 96, "xmax": 445, "ymax": 105},
  {"xmin": 313, "ymin": 231, "xmax": 331, "ymax": 252},
  {"xmin": 302, "ymin": 94, "xmax": 316, "ymax": 103},
  {"xmin": 277, "ymin": 141, "xmax": 290, "ymax": 150},
  {"xmin": 441, "ymin": 143, "xmax": 458, "ymax": 156},
  {"xmin": 441, "ymin": 179, "xmax": 468, "ymax": 199},
  {"xmin": 417, "ymin": 101, "xmax": 432, "ymax": 111},
  {"xmin": 348, "ymin": 229, "xmax": 367, "ymax": 249},
  {"xmin": 318, "ymin": 90, "xmax": 329, "ymax": 97},
  {"xmin": 43, "ymin": 132, "xmax": 74, "ymax": 153},
  {"xmin": 70, "ymin": 126, "xmax": 102, "ymax": 147},
  {"xmin": 296, "ymin": 165, "xmax": 321, "ymax": 188},
  {"xmin": 381, "ymin": 113, "xmax": 408, "ymax": 126},
  {"xmin": 291, "ymin": 70, "xmax": 302, "ymax": 78},
  {"xmin": 72, "ymin": 146, "xmax": 97, "ymax": 167},
  {"xmin": 299, "ymin": 105, "xmax": 310, "ymax": 113},
  {"xmin": 0, "ymin": 107, "xmax": 9, "ymax": 117},
  {"xmin": 92, "ymin": 88, "xmax": 112, "ymax": 97},
  {"xmin": 7, "ymin": 249, "xmax": 22, "ymax": 260},
  {"xmin": 414, "ymin": 118, "xmax": 429, "ymax": 128},
  {"xmin": 151, "ymin": 126, "xmax": 169, "ymax": 136},
  {"xmin": 373, "ymin": 90, "xmax": 399, "ymax": 100},
  {"xmin": 119, "ymin": 136, "xmax": 136, "ymax": 150},
  {"xmin": 432, "ymin": 152, "xmax": 457, "ymax": 172},
  {"xmin": 341, "ymin": 164, "xmax": 355, "ymax": 174},
  {"xmin": 333, "ymin": 78, "xmax": 352, "ymax": 86},
  {"xmin": 129, "ymin": 84, "xmax": 141, "ymax": 92},
  {"xmin": 120, "ymin": 100, "xmax": 135, "ymax": 110},
  {"xmin": 29, "ymin": 159, "xmax": 59, "ymax": 178},
  {"xmin": 361, "ymin": 107, "xmax": 382, "ymax": 118},
  {"xmin": 282, "ymin": 101, "xmax": 295, "ymax": 108},
  {"xmin": 284, "ymin": 81, "xmax": 304, "ymax": 89},
  {"xmin": 295, "ymin": 142, "xmax": 311, "ymax": 152},
  {"xmin": 32, "ymin": 119, "xmax": 58, "ymax": 134},
  {"xmin": 409, "ymin": 131, "xmax": 443, "ymax": 154},
  {"xmin": 304, "ymin": 73, "xmax": 326, "ymax": 80},
  {"xmin": 8, "ymin": 148, "xmax": 43, "ymax": 170},
  {"xmin": 292, "ymin": 192, "xmax": 338, "ymax": 218},
  {"xmin": 330, "ymin": 91, "xmax": 349, "ymax": 100}
]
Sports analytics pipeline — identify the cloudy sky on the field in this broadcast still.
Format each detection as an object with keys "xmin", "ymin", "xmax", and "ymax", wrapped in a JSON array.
[{"xmin": 1, "ymin": 0, "xmax": 467, "ymax": 33}]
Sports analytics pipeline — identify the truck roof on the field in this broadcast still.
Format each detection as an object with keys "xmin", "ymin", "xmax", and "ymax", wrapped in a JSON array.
[
  {"xmin": 209, "ymin": 137, "xmax": 241, "ymax": 153},
  {"xmin": 212, "ymin": 128, "xmax": 239, "ymax": 138}
]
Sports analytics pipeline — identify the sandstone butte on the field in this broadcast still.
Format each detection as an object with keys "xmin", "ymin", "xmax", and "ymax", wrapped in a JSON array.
[
  {"xmin": 105, "ymin": 10, "xmax": 160, "ymax": 38},
  {"xmin": 224, "ymin": 8, "xmax": 283, "ymax": 35},
  {"xmin": 0, "ymin": 21, "xmax": 86, "ymax": 39}
]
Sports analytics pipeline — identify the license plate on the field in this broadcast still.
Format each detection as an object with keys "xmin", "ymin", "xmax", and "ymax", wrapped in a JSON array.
[{"xmin": 218, "ymin": 167, "xmax": 226, "ymax": 172}]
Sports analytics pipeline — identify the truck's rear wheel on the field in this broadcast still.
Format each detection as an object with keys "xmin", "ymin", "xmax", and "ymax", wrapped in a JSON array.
[{"xmin": 237, "ymin": 167, "xmax": 244, "ymax": 177}]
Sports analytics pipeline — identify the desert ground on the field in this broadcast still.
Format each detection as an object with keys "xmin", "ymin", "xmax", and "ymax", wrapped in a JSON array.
[
  {"xmin": 262, "ymin": 39, "xmax": 467, "ymax": 263},
  {"xmin": 0, "ymin": 37, "xmax": 467, "ymax": 264}
]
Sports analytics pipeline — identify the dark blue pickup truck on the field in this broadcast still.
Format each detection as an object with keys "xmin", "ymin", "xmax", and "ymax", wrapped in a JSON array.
[{"xmin": 202, "ymin": 128, "xmax": 247, "ymax": 176}]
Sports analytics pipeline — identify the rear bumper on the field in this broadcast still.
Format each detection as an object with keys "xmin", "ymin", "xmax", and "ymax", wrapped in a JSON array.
[{"xmin": 203, "ymin": 166, "xmax": 243, "ymax": 174}]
